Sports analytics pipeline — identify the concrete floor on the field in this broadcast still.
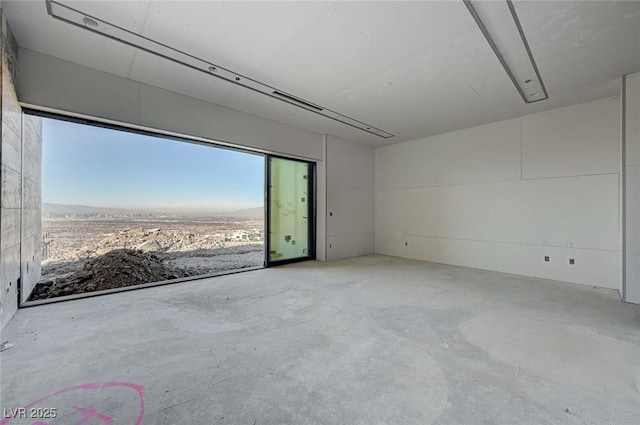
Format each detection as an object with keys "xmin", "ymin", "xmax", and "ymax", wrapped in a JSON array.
[{"xmin": 1, "ymin": 255, "xmax": 639, "ymax": 425}]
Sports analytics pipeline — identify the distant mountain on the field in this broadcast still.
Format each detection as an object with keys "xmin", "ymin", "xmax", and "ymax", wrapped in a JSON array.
[
  {"xmin": 42, "ymin": 203, "xmax": 139, "ymax": 216},
  {"xmin": 226, "ymin": 207, "xmax": 264, "ymax": 219},
  {"xmin": 42, "ymin": 203, "xmax": 264, "ymax": 218}
]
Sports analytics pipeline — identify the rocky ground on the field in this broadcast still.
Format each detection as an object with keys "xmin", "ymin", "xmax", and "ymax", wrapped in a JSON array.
[
  {"xmin": 32, "ymin": 218, "xmax": 264, "ymax": 301},
  {"xmin": 30, "ymin": 245, "xmax": 263, "ymax": 300}
]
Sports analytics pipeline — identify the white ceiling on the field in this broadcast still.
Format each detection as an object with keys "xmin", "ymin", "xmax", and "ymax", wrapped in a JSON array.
[{"xmin": 3, "ymin": 1, "xmax": 640, "ymax": 147}]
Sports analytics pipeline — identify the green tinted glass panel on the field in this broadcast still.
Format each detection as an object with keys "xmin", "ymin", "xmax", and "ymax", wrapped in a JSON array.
[{"xmin": 268, "ymin": 157, "xmax": 311, "ymax": 262}]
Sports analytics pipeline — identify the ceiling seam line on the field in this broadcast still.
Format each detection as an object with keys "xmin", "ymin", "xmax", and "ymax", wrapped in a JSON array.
[{"xmin": 126, "ymin": 1, "xmax": 152, "ymax": 79}]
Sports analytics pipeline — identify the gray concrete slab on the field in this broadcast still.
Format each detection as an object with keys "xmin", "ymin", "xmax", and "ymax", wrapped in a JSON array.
[{"xmin": 1, "ymin": 255, "xmax": 639, "ymax": 424}]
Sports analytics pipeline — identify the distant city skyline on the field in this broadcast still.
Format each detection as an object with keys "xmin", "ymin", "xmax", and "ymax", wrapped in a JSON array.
[{"xmin": 42, "ymin": 118, "xmax": 264, "ymax": 210}]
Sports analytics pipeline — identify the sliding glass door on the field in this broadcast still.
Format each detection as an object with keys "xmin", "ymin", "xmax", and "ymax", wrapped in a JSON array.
[{"xmin": 266, "ymin": 156, "xmax": 315, "ymax": 265}]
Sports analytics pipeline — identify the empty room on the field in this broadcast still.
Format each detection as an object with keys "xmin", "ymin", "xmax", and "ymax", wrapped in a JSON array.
[{"xmin": 1, "ymin": 1, "xmax": 639, "ymax": 424}]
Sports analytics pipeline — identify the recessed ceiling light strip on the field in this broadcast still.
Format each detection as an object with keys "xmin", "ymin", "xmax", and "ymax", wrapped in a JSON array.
[
  {"xmin": 506, "ymin": 1, "xmax": 549, "ymax": 102},
  {"xmin": 463, "ymin": 0, "xmax": 548, "ymax": 104},
  {"xmin": 45, "ymin": 0, "xmax": 394, "ymax": 139}
]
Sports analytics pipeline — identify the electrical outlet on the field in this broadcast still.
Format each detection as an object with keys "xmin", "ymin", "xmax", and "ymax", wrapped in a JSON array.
[
  {"xmin": 569, "ymin": 258, "xmax": 575, "ymax": 265},
  {"xmin": 544, "ymin": 256, "xmax": 550, "ymax": 262}
]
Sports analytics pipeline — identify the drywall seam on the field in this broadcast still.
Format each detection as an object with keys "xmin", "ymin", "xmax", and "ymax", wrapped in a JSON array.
[
  {"xmin": 0, "ymin": 10, "xmax": 3, "ymax": 328},
  {"xmin": 376, "ymin": 172, "xmax": 619, "ymax": 191},
  {"xmin": 18, "ymin": 102, "xmax": 22, "ymax": 305},
  {"xmin": 403, "ymin": 233, "xmax": 619, "ymax": 253},
  {"xmin": 520, "ymin": 117, "xmax": 523, "ymax": 181},
  {"xmin": 520, "ymin": 172, "xmax": 620, "ymax": 182},
  {"xmin": 321, "ymin": 134, "xmax": 328, "ymax": 261},
  {"xmin": 621, "ymin": 75, "xmax": 627, "ymax": 299},
  {"xmin": 331, "ymin": 231, "xmax": 376, "ymax": 237}
]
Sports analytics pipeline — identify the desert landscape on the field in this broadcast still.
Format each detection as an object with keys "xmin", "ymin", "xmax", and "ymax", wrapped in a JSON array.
[{"xmin": 30, "ymin": 203, "xmax": 265, "ymax": 300}]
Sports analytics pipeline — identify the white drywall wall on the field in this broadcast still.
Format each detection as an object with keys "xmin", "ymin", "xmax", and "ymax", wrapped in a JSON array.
[
  {"xmin": 315, "ymin": 136, "xmax": 327, "ymax": 262},
  {"xmin": 326, "ymin": 135, "xmax": 374, "ymax": 261},
  {"xmin": 18, "ymin": 49, "xmax": 324, "ymax": 161},
  {"xmin": 375, "ymin": 97, "xmax": 621, "ymax": 289},
  {"xmin": 376, "ymin": 118, "xmax": 522, "ymax": 189},
  {"xmin": 522, "ymin": 99, "xmax": 621, "ymax": 179},
  {"xmin": 624, "ymin": 73, "xmax": 640, "ymax": 304}
]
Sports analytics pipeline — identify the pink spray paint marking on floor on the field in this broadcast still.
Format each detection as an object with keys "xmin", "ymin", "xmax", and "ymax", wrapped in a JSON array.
[{"xmin": 1, "ymin": 382, "xmax": 144, "ymax": 425}]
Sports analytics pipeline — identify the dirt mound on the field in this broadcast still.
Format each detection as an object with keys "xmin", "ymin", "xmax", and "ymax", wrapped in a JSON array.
[{"xmin": 30, "ymin": 249, "xmax": 190, "ymax": 300}]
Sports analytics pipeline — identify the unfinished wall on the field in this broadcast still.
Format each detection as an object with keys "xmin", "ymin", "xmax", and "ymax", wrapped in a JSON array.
[
  {"xmin": 20, "ymin": 113, "xmax": 41, "ymax": 304},
  {"xmin": 623, "ymin": 73, "xmax": 640, "ymax": 304},
  {"xmin": 1, "ymin": 11, "xmax": 21, "ymax": 328},
  {"xmin": 375, "ymin": 97, "xmax": 621, "ymax": 289},
  {"xmin": 326, "ymin": 135, "xmax": 374, "ymax": 261}
]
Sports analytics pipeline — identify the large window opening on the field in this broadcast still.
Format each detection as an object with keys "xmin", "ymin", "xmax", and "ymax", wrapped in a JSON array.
[{"xmin": 30, "ymin": 115, "xmax": 266, "ymax": 301}]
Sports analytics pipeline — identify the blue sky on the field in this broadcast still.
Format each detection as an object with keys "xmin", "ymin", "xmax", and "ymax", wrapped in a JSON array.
[{"xmin": 42, "ymin": 118, "xmax": 264, "ymax": 210}]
